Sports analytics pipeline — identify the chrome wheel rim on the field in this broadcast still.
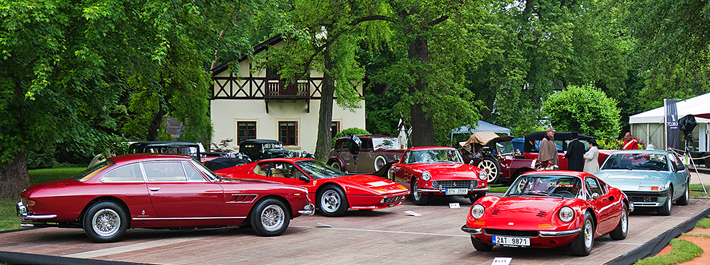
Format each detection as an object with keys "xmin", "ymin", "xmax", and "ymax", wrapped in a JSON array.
[
  {"xmin": 260, "ymin": 204, "xmax": 285, "ymax": 232},
  {"xmin": 321, "ymin": 190, "xmax": 341, "ymax": 213},
  {"xmin": 478, "ymin": 160, "xmax": 498, "ymax": 182},
  {"xmin": 685, "ymin": 186, "xmax": 689, "ymax": 201},
  {"xmin": 374, "ymin": 157, "xmax": 386, "ymax": 171},
  {"xmin": 92, "ymin": 209, "xmax": 120, "ymax": 237},
  {"xmin": 667, "ymin": 193, "xmax": 672, "ymax": 211},
  {"xmin": 621, "ymin": 208, "xmax": 628, "ymax": 235},
  {"xmin": 412, "ymin": 179, "xmax": 422, "ymax": 201},
  {"xmin": 584, "ymin": 219, "xmax": 593, "ymax": 249},
  {"xmin": 330, "ymin": 163, "xmax": 341, "ymax": 171}
]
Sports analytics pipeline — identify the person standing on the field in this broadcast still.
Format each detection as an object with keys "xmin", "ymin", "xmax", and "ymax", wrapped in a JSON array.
[
  {"xmin": 622, "ymin": 132, "xmax": 639, "ymax": 150},
  {"xmin": 539, "ymin": 127, "xmax": 559, "ymax": 166},
  {"xmin": 565, "ymin": 132, "xmax": 585, "ymax": 172},
  {"xmin": 583, "ymin": 139, "xmax": 600, "ymax": 174}
]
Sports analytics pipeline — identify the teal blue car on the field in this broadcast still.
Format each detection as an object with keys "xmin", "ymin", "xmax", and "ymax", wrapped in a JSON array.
[{"xmin": 594, "ymin": 150, "xmax": 690, "ymax": 216}]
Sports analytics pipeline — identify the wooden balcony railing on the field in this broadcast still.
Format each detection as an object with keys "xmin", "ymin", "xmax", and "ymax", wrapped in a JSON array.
[{"xmin": 265, "ymin": 81, "xmax": 310, "ymax": 99}]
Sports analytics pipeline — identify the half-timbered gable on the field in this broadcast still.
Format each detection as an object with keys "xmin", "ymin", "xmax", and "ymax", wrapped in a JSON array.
[{"xmin": 210, "ymin": 35, "xmax": 366, "ymax": 153}]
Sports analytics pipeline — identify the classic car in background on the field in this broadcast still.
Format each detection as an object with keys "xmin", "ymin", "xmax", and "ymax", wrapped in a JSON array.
[
  {"xmin": 462, "ymin": 171, "xmax": 630, "ymax": 256},
  {"xmin": 16, "ymin": 154, "xmax": 314, "ymax": 242},
  {"xmin": 215, "ymin": 158, "xmax": 409, "ymax": 217},
  {"xmin": 523, "ymin": 131, "xmax": 614, "ymax": 170},
  {"xmin": 594, "ymin": 150, "xmax": 690, "ymax": 216},
  {"xmin": 388, "ymin": 147, "xmax": 488, "ymax": 205},
  {"xmin": 328, "ymin": 135, "xmax": 405, "ymax": 173},
  {"xmin": 459, "ymin": 132, "xmax": 531, "ymax": 184},
  {"xmin": 238, "ymin": 139, "xmax": 291, "ymax": 161},
  {"xmin": 88, "ymin": 141, "xmax": 226, "ymax": 168}
]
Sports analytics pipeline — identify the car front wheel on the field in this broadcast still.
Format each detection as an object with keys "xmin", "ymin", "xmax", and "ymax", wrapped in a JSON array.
[
  {"xmin": 83, "ymin": 201, "xmax": 129, "ymax": 243},
  {"xmin": 677, "ymin": 184, "xmax": 689, "ymax": 206},
  {"xmin": 477, "ymin": 157, "xmax": 501, "ymax": 183},
  {"xmin": 411, "ymin": 178, "xmax": 430, "ymax": 205},
  {"xmin": 318, "ymin": 186, "xmax": 349, "ymax": 217},
  {"xmin": 468, "ymin": 193, "xmax": 486, "ymax": 204},
  {"xmin": 609, "ymin": 203, "xmax": 628, "ymax": 240},
  {"xmin": 471, "ymin": 237, "xmax": 493, "ymax": 251},
  {"xmin": 329, "ymin": 161, "xmax": 342, "ymax": 171},
  {"xmin": 250, "ymin": 198, "xmax": 290, "ymax": 236},
  {"xmin": 570, "ymin": 212, "xmax": 594, "ymax": 256},
  {"xmin": 657, "ymin": 188, "xmax": 673, "ymax": 216}
]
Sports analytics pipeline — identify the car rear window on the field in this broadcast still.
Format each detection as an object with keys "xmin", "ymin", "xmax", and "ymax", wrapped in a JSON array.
[{"xmin": 73, "ymin": 161, "xmax": 114, "ymax": 182}]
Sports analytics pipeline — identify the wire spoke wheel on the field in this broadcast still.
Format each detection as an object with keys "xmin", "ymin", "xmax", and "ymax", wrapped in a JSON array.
[
  {"xmin": 92, "ymin": 209, "xmax": 120, "ymax": 237},
  {"xmin": 260, "ymin": 205, "xmax": 285, "ymax": 232}
]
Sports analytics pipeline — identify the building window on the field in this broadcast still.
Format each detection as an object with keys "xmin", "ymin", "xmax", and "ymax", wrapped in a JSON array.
[
  {"xmin": 237, "ymin": 121, "xmax": 257, "ymax": 144},
  {"xmin": 331, "ymin": 121, "xmax": 341, "ymax": 139},
  {"xmin": 279, "ymin": 121, "xmax": 298, "ymax": 146}
]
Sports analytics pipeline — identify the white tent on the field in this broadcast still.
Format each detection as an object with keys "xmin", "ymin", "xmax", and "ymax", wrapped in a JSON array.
[{"xmin": 629, "ymin": 93, "xmax": 710, "ymax": 152}]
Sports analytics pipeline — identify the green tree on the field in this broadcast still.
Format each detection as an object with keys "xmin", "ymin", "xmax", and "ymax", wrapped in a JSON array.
[{"xmin": 542, "ymin": 84, "xmax": 621, "ymax": 139}]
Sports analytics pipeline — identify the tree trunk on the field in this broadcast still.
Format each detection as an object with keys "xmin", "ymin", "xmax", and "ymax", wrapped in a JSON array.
[
  {"xmin": 146, "ymin": 106, "xmax": 166, "ymax": 141},
  {"xmin": 314, "ymin": 48, "xmax": 336, "ymax": 162},
  {"xmin": 408, "ymin": 35, "xmax": 436, "ymax": 146},
  {"xmin": 0, "ymin": 150, "xmax": 31, "ymax": 199}
]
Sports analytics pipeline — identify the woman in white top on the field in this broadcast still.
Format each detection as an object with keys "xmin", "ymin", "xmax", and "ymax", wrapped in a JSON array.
[{"xmin": 583, "ymin": 140, "xmax": 600, "ymax": 174}]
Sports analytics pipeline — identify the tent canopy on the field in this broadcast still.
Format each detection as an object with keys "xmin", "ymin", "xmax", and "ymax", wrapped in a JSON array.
[
  {"xmin": 451, "ymin": 121, "xmax": 512, "ymax": 136},
  {"xmin": 629, "ymin": 93, "xmax": 710, "ymax": 124}
]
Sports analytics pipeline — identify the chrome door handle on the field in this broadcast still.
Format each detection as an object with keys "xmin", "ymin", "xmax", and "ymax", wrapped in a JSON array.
[{"xmin": 149, "ymin": 187, "xmax": 160, "ymax": 192}]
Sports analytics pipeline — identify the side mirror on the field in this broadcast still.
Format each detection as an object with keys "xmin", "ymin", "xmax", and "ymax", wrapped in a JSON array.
[
  {"xmin": 298, "ymin": 175, "xmax": 310, "ymax": 182},
  {"xmin": 591, "ymin": 193, "xmax": 600, "ymax": 200}
]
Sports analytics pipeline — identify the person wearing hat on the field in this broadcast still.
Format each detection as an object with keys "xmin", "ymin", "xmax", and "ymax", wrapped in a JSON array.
[
  {"xmin": 583, "ymin": 139, "xmax": 600, "ymax": 173},
  {"xmin": 539, "ymin": 127, "xmax": 558, "ymax": 166},
  {"xmin": 565, "ymin": 132, "xmax": 585, "ymax": 172}
]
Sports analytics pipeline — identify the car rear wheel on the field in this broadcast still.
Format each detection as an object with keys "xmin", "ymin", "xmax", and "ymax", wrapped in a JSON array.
[
  {"xmin": 374, "ymin": 156, "xmax": 387, "ymax": 171},
  {"xmin": 411, "ymin": 178, "xmax": 430, "ymax": 205},
  {"xmin": 329, "ymin": 161, "xmax": 342, "ymax": 171},
  {"xmin": 657, "ymin": 188, "xmax": 673, "ymax": 216},
  {"xmin": 471, "ymin": 237, "xmax": 493, "ymax": 251},
  {"xmin": 318, "ymin": 186, "xmax": 349, "ymax": 217},
  {"xmin": 477, "ymin": 157, "xmax": 501, "ymax": 183},
  {"xmin": 677, "ymin": 184, "xmax": 689, "ymax": 206},
  {"xmin": 570, "ymin": 212, "xmax": 594, "ymax": 256},
  {"xmin": 83, "ymin": 201, "xmax": 129, "ymax": 243},
  {"xmin": 609, "ymin": 203, "xmax": 628, "ymax": 240},
  {"xmin": 468, "ymin": 192, "xmax": 486, "ymax": 204},
  {"xmin": 251, "ymin": 198, "xmax": 290, "ymax": 236}
]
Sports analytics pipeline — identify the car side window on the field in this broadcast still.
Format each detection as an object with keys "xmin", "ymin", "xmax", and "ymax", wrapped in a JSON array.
[
  {"xmin": 101, "ymin": 163, "xmax": 144, "ymax": 182},
  {"xmin": 270, "ymin": 162, "xmax": 301, "ymax": 179},
  {"xmin": 585, "ymin": 177, "xmax": 604, "ymax": 197},
  {"xmin": 254, "ymin": 163, "xmax": 269, "ymax": 176},
  {"xmin": 182, "ymin": 162, "xmax": 206, "ymax": 182},
  {"xmin": 144, "ymin": 162, "xmax": 187, "ymax": 182}
]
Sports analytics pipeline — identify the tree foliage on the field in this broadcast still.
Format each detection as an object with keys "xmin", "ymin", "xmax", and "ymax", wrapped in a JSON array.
[{"xmin": 542, "ymin": 84, "xmax": 621, "ymax": 139}]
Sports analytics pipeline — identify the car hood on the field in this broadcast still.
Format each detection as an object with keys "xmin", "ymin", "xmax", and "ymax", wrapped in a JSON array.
[
  {"xmin": 483, "ymin": 197, "xmax": 564, "ymax": 222},
  {"xmin": 333, "ymin": 174, "xmax": 408, "ymax": 194},
  {"xmin": 218, "ymin": 177, "xmax": 281, "ymax": 185},
  {"xmin": 594, "ymin": 170, "xmax": 670, "ymax": 190}
]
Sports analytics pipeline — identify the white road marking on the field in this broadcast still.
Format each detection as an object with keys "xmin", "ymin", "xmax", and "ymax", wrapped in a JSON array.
[
  {"xmin": 291, "ymin": 225, "xmax": 470, "ymax": 237},
  {"xmin": 64, "ymin": 236, "xmax": 215, "ymax": 258}
]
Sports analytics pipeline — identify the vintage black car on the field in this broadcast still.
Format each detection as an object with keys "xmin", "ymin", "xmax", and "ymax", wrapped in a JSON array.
[{"xmin": 238, "ymin": 139, "xmax": 294, "ymax": 161}]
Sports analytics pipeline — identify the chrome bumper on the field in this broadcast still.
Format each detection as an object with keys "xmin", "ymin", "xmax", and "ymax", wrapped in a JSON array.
[
  {"xmin": 539, "ymin": 228, "xmax": 582, "ymax": 237},
  {"xmin": 17, "ymin": 201, "xmax": 56, "ymax": 221},
  {"xmin": 461, "ymin": 225, "xmax": 483, "ymax": 234},
  {"xmin": 418, "ymin": 187, "xmax": 490, "ymax": 193},
  {"xmin": 298, "ymin": 204, "xmax": 315, "ymax": 215}
]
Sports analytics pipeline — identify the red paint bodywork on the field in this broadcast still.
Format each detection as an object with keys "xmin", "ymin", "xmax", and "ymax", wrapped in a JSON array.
[
  {"xmin": 19, "ymin": 154, "xmax": 312, "ymax": 229},
  {"xmin": 463, "ymin": 171, "xmax": 628, "ymax": 249},
  {"xmin": 389, "ymin": 147, "xmax": 488, "ymax": 196},
  {"xmin": 215, "ymin": 158, "xmax": 409, "ymax": 210}
]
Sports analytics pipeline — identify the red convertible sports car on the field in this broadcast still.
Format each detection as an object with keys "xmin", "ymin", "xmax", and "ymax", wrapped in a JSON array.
[
  {"xmin": 17, "ymin": 154, "xmax": 314, "ymax": 242},
  {"xmin": 461, "ymin": 171, "xmax": 631, "ymax": 256},
  {"xmin": 215, "ymin": 158, "xmax": 409, "ymax": 217},
  {"xmin": 388, "ymin": 147, "xmax": 489, "ymax": 205}
]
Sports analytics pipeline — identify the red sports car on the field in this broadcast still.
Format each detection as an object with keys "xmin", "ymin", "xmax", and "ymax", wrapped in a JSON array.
[
  {"xmin": 388, "ymin": 146, "xmax": 489, "ymax": 205},
  {"xmin": 16, "ymin": 154, "xmax": 314, "ymax": 242},
  {"xmin": 215, "ymin": 158, "xmax": 409, "ymax": 217},
  {"xmin": 461, "ymin": 171, "xmax": 631, "ymax": 256}
]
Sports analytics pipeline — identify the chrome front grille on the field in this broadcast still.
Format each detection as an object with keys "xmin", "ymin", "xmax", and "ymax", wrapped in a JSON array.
[{"xmin": 431, "ymin": 180, "xmax": 477, "ymax": 189}]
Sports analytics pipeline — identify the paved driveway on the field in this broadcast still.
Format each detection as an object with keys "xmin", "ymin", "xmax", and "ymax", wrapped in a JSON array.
[{"xmin": 1, "ymin": 196, "xmax": 709, "ymax": 265}]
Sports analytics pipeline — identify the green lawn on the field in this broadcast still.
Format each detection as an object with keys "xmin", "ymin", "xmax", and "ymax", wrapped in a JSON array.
[
  {"xmin": 0, "ymin": 167, "xmax": 85, "ymax": 231},
  {"xmin": 634, "ymin": 238, "xmax": 702, "ymax": 265}
]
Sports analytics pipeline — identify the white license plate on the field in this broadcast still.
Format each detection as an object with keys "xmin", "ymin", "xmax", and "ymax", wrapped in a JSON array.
[
  {"xmin": 493, "ymin": 236, "xmax": 530, "ymax": 247},
  {"xmin": 445, "ymin": 188, "xmax": 468, "ymax": 195}
]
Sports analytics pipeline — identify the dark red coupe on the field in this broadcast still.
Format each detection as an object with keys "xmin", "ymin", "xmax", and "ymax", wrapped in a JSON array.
[
  {"xmin": 461, "ymin": 171, "xmax": 631, "ymax": 256},
  {"xmin": 17, "ymin": 154, "xmax": 314, "ymax": 242},
  {"xmin": 388, "ymin": 147, "xmax": 489, "ymax": 205},
  {"xmin": 215, "ymin": 158, "xmax": 409, "ymax": 217}
]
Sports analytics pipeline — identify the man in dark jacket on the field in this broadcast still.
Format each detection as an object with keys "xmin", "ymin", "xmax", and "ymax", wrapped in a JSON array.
[{"xmin": 565, "ymin": 132, "xmax": 586, "ymax": 172}]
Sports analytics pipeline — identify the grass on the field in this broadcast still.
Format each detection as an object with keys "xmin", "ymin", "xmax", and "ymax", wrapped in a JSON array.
[
  {"xmin": 634, "ymin": 238, "xmax": 702, "ymax": 265},
  {"xmin": 690, "ymin": 184, "xmax": 710, "ymax": 199},
  {"xmin": 489, "ymin": 186, "xmax": 509, "ymax": 193},
  {"xmin": 696, "ymin": 217, "xmax": 710, "ymax": 229},
  {"xmin": 0, "ymin": 167, "xmax": 85, "ymax": 232}
]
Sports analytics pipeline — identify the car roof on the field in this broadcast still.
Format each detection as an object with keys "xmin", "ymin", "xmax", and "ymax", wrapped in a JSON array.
[
  {"xmin": 239, "ymin": 139, "xmax": 283, "ymax": 144},
  {"xmin": 609, "ymin": 150, "xmax": 671, "ymax": 155},
  {"xmin": 335, "ymin": 135, "xmax": 395, "ymax": 140},
  {"xmin": 253, "ymin": 157, "xmax": 314, "ymax": 163},
  {"xmin": 108, "ymin": 153, "xmax": 192, "ymax": 164},
  {"xmin": 130, "ymin": 141, "xmax": 200, "ymax": 147},
  {"xmin": 521, "ymin": 170, "xmax": 590, "ymax": 178},
  {"xmin": 406, "ymin": 146, "xmax": 456, "ymax": 151}
]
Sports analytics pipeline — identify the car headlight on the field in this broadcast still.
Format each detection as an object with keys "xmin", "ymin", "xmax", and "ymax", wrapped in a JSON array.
[
  {"xmin": 421, "ymin": 171, "xmax": 431, "ymax": 181},
  {"xmin": 472, "ymin": 204, "xmax": 485, "ymax": 219},
  {"xmin": 559, "ymin": 207, "xmax": 574, "ymax": 223},
  {"xmin": 478, "ymin": 170, "xmax": 487, "ymax": 181}
]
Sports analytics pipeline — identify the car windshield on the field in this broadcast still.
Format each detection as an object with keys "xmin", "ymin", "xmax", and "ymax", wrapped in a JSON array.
[
  {"xmin": 405, "ymin": 149, "xmax": 462, "ymax": 164},
  {"xmin": 295, "ymin": 160, "xmax": 346, "ymax": 179},
  {"xmin": 505, "ymin": 175, "xmax": 582, "ymax": 199},
  {"xmin": 372, "ymin": 138, "xmax": 400, "ymax": 150},
  {"xmin": 263, "ymin": 142, "xmax": 284, "ymax": 150},
  {"xmin": 602, "ymin": 153, "xmax": 669, "ymax": 171},
  {"xmin": 73, "ymin": 161, "xmax": 114, "ymax": 182}
]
